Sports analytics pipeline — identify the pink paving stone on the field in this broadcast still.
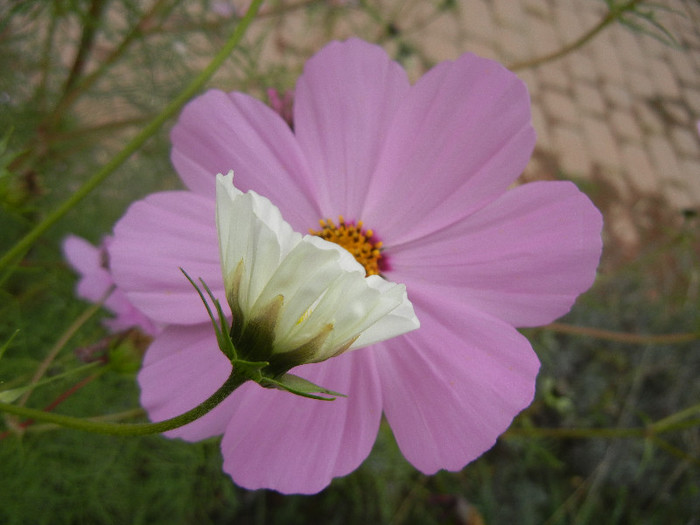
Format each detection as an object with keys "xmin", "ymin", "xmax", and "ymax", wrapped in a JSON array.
[
  {"xmin": 463, "ymin": 0, "xmax": 497, "ymax": 43},
  {"xmin": 527, "ymin": 16, "xmax": 562, "ymax": 56},
  {"xmin": 635, "ymin": 104, "xmax": 666, "ymax": 135},
  {"xmin": 542, "ymin": 88, "xmax": 579, "ymax": 126},
  {"xmin": 574, "ymin": 81, "xmax": 607, "ymax": 116},
  {"xmin": 581, "ymin": 115, "xmax": 622, "ymax": 169},
  {"xmin": 611, "ymin": 27, "xmax": 647, "ymax": 69},
  {"xmin": 492, "ymin": 0, "xmax": 526, "ymax": 30},
  {"xmin": 567, "ymin": 53, "xmax": 599, "ymax": 85},
  {"xmin": 522, "ymin": 0, "xmax": 550, "ymax": 19},
  {"xmin": 537, "ymin": 63, "xmax": 571, "ymax": 92},
  {"xmin": 649, "ymin": 59, "xmax": 682, "ymax": 98},
  {"xmin": 589, "ymin": 34, "xmax": 627, "ymax": 85},
  {"xmin": 602, "ymin": 83, "xmax": 634, "ymax": 110},
  {"xmin": 665, "ymin": 179, "xmax": 699, "ymax": 210},
  {"xmin": 553, "ymin": 5, "xmax": 585, "ymax": 46},
  {"xmin": 610, "ymin": 110, "xmax": 644, "ymax": 143},
  {"xmin": 648, "ymin": 135, "xmax": 685, "ymax": 187},
  {"xmin": 551, "ymin": 124, "xmax": 592, "ymax": 177},
  {"xmin": 497, "ymin": 25, "xmax": 531, "ymax": 62},
  {"xmin": 678, "ymin": 158, "xmax": 700, "ymax": 206},
  {"xmin": 571, "ymin": 0, "xmax": 605, "ymax": 28},
  {"xmin": 620, "ymin": 143, "xmax": 660, "ymax": 194},
  {"xmin": 683, "ymin": 88, "xmax": 700, "ymax": 114},
  {"xmin": 640, "ymin": 26, "xmax": 676, "ymax": 60},
  {"xmin": 666, "ymin": 47, "xmax": 700, "ymax": 86},
  {"xmin": 670, "ymin": 126, "xmax": 700, "ymax": 158},
  {"xmin": 625, "ymin": 69, "xmax": 659, "ymax": 99},
  {"xmin": 420, "ymin": 14, "xmax": 461, "ymax": 62}
]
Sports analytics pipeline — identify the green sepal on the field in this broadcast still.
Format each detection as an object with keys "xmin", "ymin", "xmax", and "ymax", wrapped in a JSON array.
[
  {"xmin": 181, "ymin": 268, "xmax": 237, "ymax": 361},
  {"xmin": 230, "ymin": 357, "xmax": 269, "ymax": 383},
  {"xmin": 260, "ymin": 373, "xmax": 346, "ymax": 401}
]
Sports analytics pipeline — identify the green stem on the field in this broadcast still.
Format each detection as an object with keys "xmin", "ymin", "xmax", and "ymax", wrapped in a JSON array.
[
  {"xmin": 61, "ymin": 0, "xmax": 107, "ymax": 94},
  {"xmin": 0, "ymin": 369, "xmax": 246, "ymax": 436},
  {"xmin": 18, "ymin": 286, "xmax": 112, "ymax": 407},
  {"xmin": 543, "ymin": 322, "xmax": 700, "ymax": 345},
  {"xmin": 47, "ymin": 0, "xmax": 171, "ymax": 126},
  {"xmin": 509, "ymin": 0, "xmax": 643, "ymax": 71},
  {"xmin": 0, "ymin": 0, "xmax": 264, "ymax": 274},
  {"xmin": 507, "ymin": 405, "xmax": 700, "ymax": 440}
]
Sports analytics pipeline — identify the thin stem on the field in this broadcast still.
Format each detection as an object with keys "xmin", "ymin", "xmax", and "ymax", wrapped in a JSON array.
[
  {"xmin": 0, "ymin": 0, "xmax": 264, "ymax": 274},
  {"xmin": 509, "ymin": 0, "xmax": 643, "ymax": 71},
  {"xmin": 24, "ymin": 408, "xmax": 147, "ymax": 434},
  {"xmin": 61, "ymin": 0, "xmax": 107, "ymax": 94},
  {"xmin": 17, "ymin": 287, "xmax": 113, "ymax": 407},
  {"xmin": 47, "ymin": 0, "xmax": 170, "ymax": 125},
  {"xmin": 543, "ymin": 322, "xmax": 699, "ymax": 345},
  {"xmin": 0, "ymin": 368, "xmax": 105, "ymax": 439},
  {"xmin": 0, "ymin": 369, "xmax": 246, "ymax": 436},
  {"xmin": 507, "ymin": 405, "xmax": 700, "ymax": 440}
]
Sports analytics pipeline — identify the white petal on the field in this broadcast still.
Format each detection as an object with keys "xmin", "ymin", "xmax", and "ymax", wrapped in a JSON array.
[
  {"xmin": 216, "ymin": 172, "xmax": 301, "ymax": 312},
  {"xmin": 350, "ymin": 276, "xmax": 420, "ymax": 348}
]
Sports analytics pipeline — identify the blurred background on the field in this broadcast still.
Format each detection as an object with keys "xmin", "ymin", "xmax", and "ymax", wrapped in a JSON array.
[{"xmin": 1, "ymin": 1, "xmax": 699, "ymax": 523}]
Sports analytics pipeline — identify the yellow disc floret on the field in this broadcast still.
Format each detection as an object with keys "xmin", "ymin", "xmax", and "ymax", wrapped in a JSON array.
[{"xmin": 311, "ymin": 216, "xmax": 383, "ymax": 276}]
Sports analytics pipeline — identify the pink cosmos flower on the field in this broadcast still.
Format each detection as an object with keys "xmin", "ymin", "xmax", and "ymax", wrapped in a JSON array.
[
  {"xmin": 108, "ymin": 38, "xmax": 603, "ymax": 494},
  {"xmin": 62, "ymin": 235, "xmax": 158, "ymax": 336}
]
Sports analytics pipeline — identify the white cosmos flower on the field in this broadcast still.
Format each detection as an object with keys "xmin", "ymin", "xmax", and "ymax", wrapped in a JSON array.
[{"xmin": 215, "ymin": 171, "xmax": 419, "ymax": 373}]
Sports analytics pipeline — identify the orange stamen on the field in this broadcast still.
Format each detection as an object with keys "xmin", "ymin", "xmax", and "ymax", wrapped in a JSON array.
[{"xmin": 310, "ymin": 216, "xmax": 383, "ymax": 276}]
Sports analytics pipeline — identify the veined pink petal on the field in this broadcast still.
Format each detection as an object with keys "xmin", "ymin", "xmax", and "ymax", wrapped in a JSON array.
[
  {"xmin": 110, "ymin": 191, "xmax": 224, "ymax": 325},
  {"xmin": 170, "ymin": 90, "xmax": 320, "ymax": 231},
  {"xmin": 388, "ymin": 181, "xmax": 603, "ymax": 327},
  {"xmin": 364, "ymin": 53, "xmax": 535, "ymax": 245},
  {"xmin": 294, "ymin": 38, "xmax": 410, "ymax": 220},
  {"xmin": 375, "ymin": 287, "xmax": 540, "ymax": 474},
  {"xmin": 138, "ymin": 324, "xmax": 236, "ymax": 441},
  {"xmin": 221, "ymin": 349, "xmax": 382, "ymax": 494}
]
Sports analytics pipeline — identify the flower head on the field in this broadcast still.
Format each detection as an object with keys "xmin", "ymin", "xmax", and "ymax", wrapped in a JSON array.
[
  {"xmin": 109, "ymin": 39, "xmax": 602, "ymax": 494},
  {"xmin": 213, "ymin": 170, "xmax": 418, "ymax": 377},
  {"xmin": 62, "ymin": 235, "xmax": 158, "ymax": 335}
]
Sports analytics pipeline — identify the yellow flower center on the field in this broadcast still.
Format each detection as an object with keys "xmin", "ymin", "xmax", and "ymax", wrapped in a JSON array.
[{"xmin": 311, "ymin": 216, "xmax": 383, "ymax": 276}]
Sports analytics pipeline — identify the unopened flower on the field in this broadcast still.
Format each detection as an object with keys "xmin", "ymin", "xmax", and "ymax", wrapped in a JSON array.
[
  {"xmin": 211, "ymin": 171, "xmax": 418, "ymax": 384},
  {"xmin": 109, "ymin": 39, "xmax": 603, "ymax": 494}
]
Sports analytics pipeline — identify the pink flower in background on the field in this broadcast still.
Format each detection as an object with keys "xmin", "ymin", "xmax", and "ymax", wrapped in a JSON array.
[
  {"xmin": 63, "ymin": 235, "xmax": 158, "ymax": 336},
  {"xmin": 109, "ymin": 38, "xmax": 603, "ymax": 494}
]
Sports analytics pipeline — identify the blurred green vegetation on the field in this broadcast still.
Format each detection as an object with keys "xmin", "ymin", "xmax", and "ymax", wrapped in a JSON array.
[{"xmin": 1, "ymin": 1, "xmax": 698, "ymax": 523}]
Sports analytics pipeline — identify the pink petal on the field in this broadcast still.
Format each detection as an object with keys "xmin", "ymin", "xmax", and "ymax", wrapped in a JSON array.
[
  {"xmin": 376, "ymin": 287, "xmax": 540, "ymax": 474},
  {"xmin": 62, "ymin": 235, "xmax": 112, "ymax": 302},
  {"xmin": 110, "ymin": 191, "xmax": 224, "ymax": 325},
  {"xmin": 170, "ymin": 90, "xmax": 321, "ymax": 231},
  {"xmin": 364, "ymin": 53, "xmax": 535, "ymax": 245},
  {"xmin": 220, "ymin": 349, "xmax": 382, "ymax": 494},
  {"xmin": 293, "ymin": 38, "xmax": 410, "ymax": 220},
  {"xmin": 388, "ymin": 181, "xmax": 603, "ymax": 327},
  {"xmin": 138, "ymin": 324, "xmax": 236, "ymax": 441}
]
